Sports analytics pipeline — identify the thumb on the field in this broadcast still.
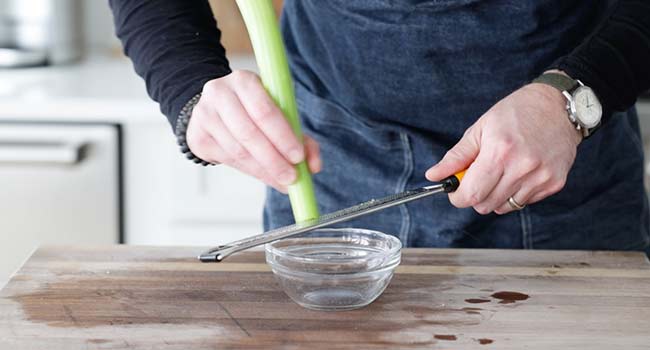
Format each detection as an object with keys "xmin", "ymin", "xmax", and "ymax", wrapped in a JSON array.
[{"xmin": 426, "ymin": 126, "xmax": 480, "ymax": 182}]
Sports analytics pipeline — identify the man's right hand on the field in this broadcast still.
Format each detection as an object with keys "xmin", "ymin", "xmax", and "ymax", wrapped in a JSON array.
[{"xmin": 186, "ymin": 70, "xmax": 322, "ymax": 193}]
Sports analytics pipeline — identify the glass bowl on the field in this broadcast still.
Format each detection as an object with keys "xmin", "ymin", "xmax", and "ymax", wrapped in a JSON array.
[{"xmin": 265, "ymin": 228, "xmax": 402, "ymax": 311}]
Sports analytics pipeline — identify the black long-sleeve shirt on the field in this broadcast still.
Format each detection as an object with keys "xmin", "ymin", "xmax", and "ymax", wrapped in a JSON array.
[{"xmin": 109, "ymin": 0, "xmax": 650, "ymax": 132}]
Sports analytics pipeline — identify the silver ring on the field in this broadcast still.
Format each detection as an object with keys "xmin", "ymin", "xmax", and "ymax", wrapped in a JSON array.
[{"xmin": 508, "ymin": 196, "xmax": 526, "ymax": 211}]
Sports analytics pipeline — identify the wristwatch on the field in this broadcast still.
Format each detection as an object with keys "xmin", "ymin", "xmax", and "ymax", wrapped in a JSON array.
[{"xmin": 533, "ymin": 72, "xmax": 602, "ymax": 138}]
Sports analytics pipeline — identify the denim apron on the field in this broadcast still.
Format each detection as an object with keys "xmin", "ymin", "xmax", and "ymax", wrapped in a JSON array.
[{"xmin": 263, "ymin": 0, "xmax": 650, "ymax": 253}]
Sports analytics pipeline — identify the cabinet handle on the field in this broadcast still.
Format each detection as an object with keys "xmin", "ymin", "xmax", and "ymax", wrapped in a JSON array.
[{"xmin": 0, "ymin": 141, "xmax": 86, "ymax": 165}]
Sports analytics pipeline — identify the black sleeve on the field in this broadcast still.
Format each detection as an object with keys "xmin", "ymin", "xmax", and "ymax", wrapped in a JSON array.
[
  {"xmin": 550, "ymin": 0, "xmax": 650, "ymax": 122},
  {"xmin": 109, "ymin": 0, "xmax": 231, "ymax": 131}
]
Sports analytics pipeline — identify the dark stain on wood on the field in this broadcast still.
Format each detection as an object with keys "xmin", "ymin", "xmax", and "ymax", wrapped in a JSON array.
[
  {"xmin": 434, "ymin": 334, "xmax": 457, "ymax": 341},
  {"xmin": 491, "ymin": 291, "xmax": 529, "ymax": 304},
  {"xmin": 9, "ymin": 273, "xmax": 283, "ymax": 330},
  {"xmin": 462, "ymin": 307, "xmax": 483, "ymax": 315},
  {"xmin": 462, "ymin": 307, "xmax": 483, "ymax": 311},
  {"xmin": 465, "ymin": 298, "xmax": 491, "ymax": 304},
  {"xmin": 478, "ymin": 338, "xmax": 494, "ymax": 344},
  {"xmin": 10, "ymin": 272, "xmax": 486, "ymax": 341}
]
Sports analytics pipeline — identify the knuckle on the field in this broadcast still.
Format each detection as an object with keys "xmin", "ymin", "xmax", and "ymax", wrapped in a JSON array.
[
  {"xmin": 232, "ymin": 69, "xmax": 258, "ymax": 86},
  {"xmin": 497, "ymin": 136, "xmax": 516, "ymax": 154},
  {"xmin": 537, "ymin": 167, "xmax": 554, "ymax": 183},
  {"xmin": 236, "ymin": 125, "xmax": 259, "ymax": 144},
  {"xmin": 251, "ymin": 102, "xmax": 279, "ymax": 124},
  {"xmin": 202, "ymin": 79, "xmax": 225, "ymax": 96},
  {"xmin": 231, "ymin": 145, "xmax": 249, "ymax": 160},
  {"xmin": 519, "ymin": 154, "xmax": 541, "ymax": 173},
  {"xmin": 229, "ymin": 69, "xmax": 246, "ymax": 79},
  {"xmin": 465, "ymin": 191, "xmax": 484, "ymax": 207},
  {"xmin": 549, "ymin": 177, "xmax": 567, "ymax": 194},
  {"xmin": 474, "ymin": 205, "xmax": 491, "ymax": 215}
]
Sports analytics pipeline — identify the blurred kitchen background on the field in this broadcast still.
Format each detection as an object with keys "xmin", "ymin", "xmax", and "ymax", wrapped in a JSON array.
[
  {"xmin": 0, "ymin": 0, "xmax": 649, "ymax": 287},
  {"xmin": 0, "ymin": 0, "xmax": 285, "ymax": 287}
]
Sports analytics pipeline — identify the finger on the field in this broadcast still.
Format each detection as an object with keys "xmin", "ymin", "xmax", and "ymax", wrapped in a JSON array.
[
  {"xmin": 495, "ymin": 169, "xmax": 566, "ymax": 214},
  {"xmin": 199, "ymin": 113, "xmax": 288, "ymax": 192},
  {"xmin": 234, "ymin": 72, "xmax": 305, "ymax": 164},
  {"xmin": 525, "ymin": 174, "xmax": 566, "ymax": 204},
  {"xmin": 493, "ymin": 170, "xmax": 549, "ymax": 215},
  {"xmin": 447, "ymin": 147, "xmax": 504, "ymax": 210},
  {"xmin": 229, "ymin": 159, "xmax": 288, "ymax": 194},
  {"xmin": 480, "ymin": 176, "xmax": 524, "ymax": 215},
  {"xmin": 199, "ymin": 106, "xmax": 253, "ymax": 164},
  {"xmin": 216, "ymin": 90, "xmax": 297, "ymax": 186},
  {"xmin": 304, "ymin": 135, "xmax": 322, "ymax": 174},
  {"xmin": 494, "ymin": 188, "xmax": 532, "ymax": 215},
  {"xmin": 425, "ymin": 125, "xmax": 480, "ymax": 182},
  {"xmin": 472, "ymin": 157, "xmax": 538, "ymax": 214}
]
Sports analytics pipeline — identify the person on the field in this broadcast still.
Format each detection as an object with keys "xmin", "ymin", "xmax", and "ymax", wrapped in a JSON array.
[{"xmin": 109, "ymin": 0, "xmax": 650, "ymax": 253}]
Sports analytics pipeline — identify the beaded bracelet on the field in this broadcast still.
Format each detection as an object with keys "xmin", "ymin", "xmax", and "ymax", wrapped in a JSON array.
[{"xmin": 174, "ymin": 93, "xmax": 215, "ymax": 166}]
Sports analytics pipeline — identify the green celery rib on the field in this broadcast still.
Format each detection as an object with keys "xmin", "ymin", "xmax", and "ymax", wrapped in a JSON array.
[{"xmin": 236, "ymin": 0, "xmax": 319, "ymax": 222}]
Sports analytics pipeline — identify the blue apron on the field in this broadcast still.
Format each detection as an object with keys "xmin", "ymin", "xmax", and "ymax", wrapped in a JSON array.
[{"xmin": 263, "ymin": 0, "xmax": 650, "ymax": 253}]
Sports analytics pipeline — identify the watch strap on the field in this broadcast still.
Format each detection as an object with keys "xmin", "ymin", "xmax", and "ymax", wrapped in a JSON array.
[{"xmin": 533, "ymin": 73, "xmax": 579, "ymax": 93}]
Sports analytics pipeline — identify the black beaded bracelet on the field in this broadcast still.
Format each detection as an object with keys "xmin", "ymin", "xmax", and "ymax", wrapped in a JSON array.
[{"xmin": 174, "ymin": 93, "xmax": 215, "ymax": 166}]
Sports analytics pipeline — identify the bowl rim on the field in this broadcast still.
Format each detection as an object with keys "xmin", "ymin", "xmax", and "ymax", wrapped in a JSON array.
[{"xmin": 264, "ymin": 227, "xmax": 402, "ymax": 264}]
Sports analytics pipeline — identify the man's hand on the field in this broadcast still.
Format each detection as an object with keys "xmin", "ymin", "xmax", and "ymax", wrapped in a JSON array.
[
  {"xmin": 425, "ymin": 82, "xmax": 582, "ymax": 215},
  {"xmin": 186, "ymin": 70, "xmax": 322, "ymax": 193}
]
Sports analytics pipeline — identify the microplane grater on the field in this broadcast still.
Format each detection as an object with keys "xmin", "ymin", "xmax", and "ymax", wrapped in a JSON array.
[{"xmin": 198, "ymin": 172, "xmax": 463, "ymax": 262}]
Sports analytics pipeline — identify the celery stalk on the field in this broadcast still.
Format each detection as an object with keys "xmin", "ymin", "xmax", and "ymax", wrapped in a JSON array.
[{"xmin": 236, "ymin": 0, "xmax": 319, "ymax": 222}]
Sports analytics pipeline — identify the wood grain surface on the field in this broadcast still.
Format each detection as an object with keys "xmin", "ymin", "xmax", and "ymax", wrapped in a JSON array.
[{"xmin": 1, "ymin": 245, "xmax": 649, "ymax": 349}]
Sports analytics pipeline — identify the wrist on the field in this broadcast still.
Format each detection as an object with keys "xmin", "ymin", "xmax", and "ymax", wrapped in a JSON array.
[
  {"xmin": 534, "ymin": 71, "xmax": 593, "ymax": 145},
  {"xmin": 529, "ymin": 81, "xmax": 583, "ymax": 147},
  {"xmin": 175, "ymin": 93, "xmax": 214, "ymax": 166}
]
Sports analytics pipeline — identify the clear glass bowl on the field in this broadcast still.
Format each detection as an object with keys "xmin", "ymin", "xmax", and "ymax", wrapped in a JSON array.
[{"xmin": 265, "ymin": 228, "xmax": 402, "ymax": 311}]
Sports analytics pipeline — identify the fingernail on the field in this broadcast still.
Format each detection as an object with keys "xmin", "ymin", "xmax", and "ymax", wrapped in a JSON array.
[
  {"xmin": 308, "ymin": 155, "xmax": 321, "ymax": 173},
  {"xmin": 288, "ymin": 149, "xmax": 304, "ymax": 164},
  {"xmin": 278, "ymin": 169, "xmax": 296, "ymax": 185}
]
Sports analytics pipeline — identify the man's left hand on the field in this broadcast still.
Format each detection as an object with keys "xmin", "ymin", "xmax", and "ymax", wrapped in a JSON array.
[{"xmin": 425, "ymin": 82, "xmax": 583, "ymax": 215}]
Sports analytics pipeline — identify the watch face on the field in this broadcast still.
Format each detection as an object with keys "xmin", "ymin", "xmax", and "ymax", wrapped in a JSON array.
[{"xmin": 573, "ymin": 87, "xmax": 602, "ymax": 129}]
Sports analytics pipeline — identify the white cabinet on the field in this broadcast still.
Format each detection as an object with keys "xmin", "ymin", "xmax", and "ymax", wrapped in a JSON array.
[
  {"xmin": 122, "ymin": 121, "xmax": 266, "ymax": 247},
  {"xmin": 0, "ymin": 123, "xmax": 119, "ymax": 286}
]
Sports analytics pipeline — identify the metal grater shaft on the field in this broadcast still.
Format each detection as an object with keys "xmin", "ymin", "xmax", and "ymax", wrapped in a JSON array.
[{"xmin": 199, "ymin": 184, "xmax": 446, "ymax": 262}]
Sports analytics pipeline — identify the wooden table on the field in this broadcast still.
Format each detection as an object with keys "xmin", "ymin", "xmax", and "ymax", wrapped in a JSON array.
[{"xmin": 1, "ymin": 246, "xmax": 649, "ymax": 349}]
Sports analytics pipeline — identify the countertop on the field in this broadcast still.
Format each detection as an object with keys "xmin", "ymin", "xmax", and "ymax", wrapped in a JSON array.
[
  {"xmin": 0, "ymin": 54, "xmax": 257, "ymax": 124},
  {"xmin": 1, "ymin": 245, "xmax": 649, "ymax": 349}
]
